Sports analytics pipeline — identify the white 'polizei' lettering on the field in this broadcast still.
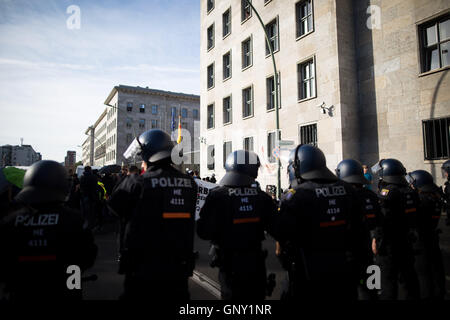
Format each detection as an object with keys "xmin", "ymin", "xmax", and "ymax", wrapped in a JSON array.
[
  {"xmin": 315, "ymin": 186, "xmax": 346, "ymax": 198},
  {"xmin": 151, "ymin": 177, "xmax": 192, "ymax": 188},
  {"xmin": 15, "ymin": 214, "xmax": 59, "ymax": 227},
  {"xmin": 228, "ymin": 188, "xmax": 258, "ymax": 197}
]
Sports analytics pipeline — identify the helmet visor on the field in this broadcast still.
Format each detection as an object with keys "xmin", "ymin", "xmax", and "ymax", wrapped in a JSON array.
[
  {"xmin": 371, "ymin": 162, "xmax": 382, "ymax": 175},
  {"xmin": 123, "ymin": 138, "xmax": 141, "ymax": 160},
  {"xmin": 405, "ymin": 173, "xmax": 415, "ymax": 185}
]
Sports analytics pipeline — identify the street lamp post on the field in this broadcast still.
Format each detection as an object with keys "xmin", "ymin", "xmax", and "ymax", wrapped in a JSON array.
[{"xmin": 246, "ymin": 0, "xmax": 281, "ymax": 199}]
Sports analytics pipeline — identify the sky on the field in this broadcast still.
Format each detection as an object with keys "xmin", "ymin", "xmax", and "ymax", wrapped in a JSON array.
[{"xmin": 0, "ymin": 0, "xmax": 200, "ymax": 162}]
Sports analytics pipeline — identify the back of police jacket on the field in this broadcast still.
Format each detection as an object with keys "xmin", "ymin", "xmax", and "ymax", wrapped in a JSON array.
[
  {"xmin": 122, "ymin": 164, "xmax": 197, "ymax": 279},
  {"xmin": 197, "ymin": 186, "xmax": 277, "ymax": 270},
  {"xmin": 0, "ymin": 204, "xmax": 97, "ymax": 301},
  {"xmin": 275, "ymin": 180, "xmax": 366, "ymax": 285},
  {"xmin": 377, "ymin": 183, "xmax": 420, "ymax": 253}
]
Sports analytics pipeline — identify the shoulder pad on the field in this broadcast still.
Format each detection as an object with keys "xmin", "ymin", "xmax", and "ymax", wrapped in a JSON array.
[{"xmin": 285, "ymin": 188, "xmax": 296, "ymax": 201}]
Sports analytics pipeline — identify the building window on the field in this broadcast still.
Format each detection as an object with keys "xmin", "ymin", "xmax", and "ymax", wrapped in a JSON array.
[
  {"xmin": 223, "ymin": 51, "xmax": 232, "ymax": 80},
  {"xmin": 242, "ymin": 37, "xmax": 252, "ymax": 69},
  {"xmin": 265, "ymin": 17, "xmax": 279, "ymax": 55},
  {"xmin": 298, "ymin": 58, "xmax": 316, "ymax": 100},
  {"xmin": 207, "ymin": 24, "xmax": 215, "ymax": 50},
  {"xmin": 140, "ymin": 104, "xmax": 145, "ymax": 113},
  {"xmin": 182, "ymin": 108, "xmax": 188, "ymax": 118},
  {"xmin": 267, "ymin": 132, "xmax": 276, "ymax": 163},
  {"xmin": 419, "ymin": 15, "xmax": 449, "ymax": 73},
  {"xmin": 223, "ymin": 141, "xmax": 232, "ymax": 168},
  {"xmin": 207, "ymin": 0, "xmax": 214, "ymax": 13},
  {"xmin": 296, "ymin": 0, "xmax": 313, "ymax": 39},
  {"xmin": 422, "ymin": 117, "xmax": 449, "ymax": 160},
  {"xmin": 207, "ymin": 104, "xmax": 215, "ymax": 129},
  {"xmin": 207, "ymin": 145, "xmax": 215, "ymax": 170},
  {"xmin": 126, "ymin": 133, "xmax": 133, "ymax": 144},
  {"xmin": 152, "ymin": 105, "xmax": 158, "ymax": 114},
  {"xmin": 193, "ymin": 109, "xmax": 199, "ymax": 119},
  {"xmin": 241, "ymin": 0, "xmax": 251, "ymax": 22},
  {"xmin": 223, "ymin": 8, "xmax": 231, "ymax": 37},
  {"xmin": 151, "ymin": 119, "xmax": 158, "ymax": 129},
  {"xmin": 266, "ymin": 75, "xmax": 276, "ymax": 110},
  {"xmin": 171, "ymin": 107, "xmax": 178, "ymax": 117},
  {"xmin": 207, "ymin": 63, "xmax": 215, "ymax": 89},
  {"xmin": 242, "ymin": 86, "xmax": 253, "ymax": 118},
  {"xmin": 244, "ymin": 136, "xmax": 254, "ymax": 152},
  {"xmin": 223, "ymin": 96, "xmax": 232, "ymax": 125},
  {"xmin": 139, "ymin": 119, "xmax": 145, "ymax": 129},
  {"xmin": 300, "ymin": 123, "xmax": 317, "ymax": 146},
  {"xmin": 127, "ymin": 102, "xmax": 133, "ymax": 112},
  {"xmin": 126, "ymin": 117, "xmax": 132, "ymax": 128}
]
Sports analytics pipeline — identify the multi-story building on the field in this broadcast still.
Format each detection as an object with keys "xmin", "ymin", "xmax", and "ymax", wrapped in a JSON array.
[
  {"xmin": 0, "ymin": 144, "xmax": 42, "ymax": 167},
  {"xmin": 64, "ymin": 151, "xmax": 76, "ymax": 170},
  {"xmin": 81, "ymin": 134, "xmax": 93, "ymax": 166},
  {"xmin": 83, "ymin": 85, "xmax": 200, "ymax": 168},
  {"xmin": 200, "ymin": 0, "xmax": 450, "ymax": 190}
]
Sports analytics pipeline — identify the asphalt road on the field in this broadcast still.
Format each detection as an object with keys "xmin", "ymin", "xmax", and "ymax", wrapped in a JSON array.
[{"xmin": 83, "ymin": 217, "xmax": 450, "ymax": 300}]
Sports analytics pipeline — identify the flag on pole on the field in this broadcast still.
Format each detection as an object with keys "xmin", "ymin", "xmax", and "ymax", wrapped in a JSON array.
[{"xmin": 177, "ymin": 115, "xmax": 182, "ymax": 144}]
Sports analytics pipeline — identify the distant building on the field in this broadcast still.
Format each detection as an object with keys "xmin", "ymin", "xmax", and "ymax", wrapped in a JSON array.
[
  {"xmin": 64, "ymin": 150, "xmax": 76, "ymax": 169},
  {"xmin": 0, "ymin": 144, "xmax": 42, "ymax": 167},
  {"xmin": 82, "ymin": 85, "xmax": 200, "ymax": 168}
]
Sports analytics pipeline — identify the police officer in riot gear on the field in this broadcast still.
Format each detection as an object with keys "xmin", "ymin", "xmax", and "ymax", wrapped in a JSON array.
[
  {"xmin": 441, "ymin": 160, "xmax": 450, "ymax": 226},
  {"xmin": 114, "ymin": 129, "xmax": 198, "ymax": 300},
  {"xmin": 273, "ymin": 144, "xmax": 366, "ymax": 300},
  {"xmin": 0, "ymin": 160, "xmax": 97, "ymax": 301},
  {"xmin": 336, "ymin": 159, "xmax": 383, "ymax": 300},
  {"xmin": 371, "ymin": 158, "xmax": 420, "ymax": 299},
  {"xmin": 406, "ymin": 170, "xmax": 446, "ymax": 299},
  {"xmin": 197, "ymin": 150, "xmax": 277, "ymax": 300}
]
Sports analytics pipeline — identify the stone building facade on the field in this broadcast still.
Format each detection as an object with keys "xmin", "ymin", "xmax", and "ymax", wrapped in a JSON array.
[
  {"xmin": 200, "ymin": 0, "xmax": 449, "ymax": 190},
  {"xmin": 0, "ymin": 144, "xmax": 42, "ymax": 167},
  {"xmin": 83, "ymin": 85, "xmax": 200, "ymax": 168}
]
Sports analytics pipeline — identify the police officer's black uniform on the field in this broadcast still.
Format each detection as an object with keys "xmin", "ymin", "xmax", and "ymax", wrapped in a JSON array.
[
  {"xmin": 118, "ymin": 129, "xmax": 198, "ymax": 300},
  {"xmin": 274, "ymin": 145, "xmax": 366, "ymax": 300},
  {"xmin": 441, "ymin": 160, "xmax": 450, "ymax": 226},
  {"xmin": 197, "ymin": 150, "xmax": 277, "ymax": 300},
  {"xmin": 0, "ymin": 160, "xmax": 97, "ymax": 301},
  {"xmin": 407, "ymin": 170, "xmax": 446, "ymax": 299},
  {"xmin": 336, "ymin": 159, "xmax": 383, "ymax": 300},
  {"xmin": 372, "ymin": 159, "xmax": 420, "ymax": 300}
]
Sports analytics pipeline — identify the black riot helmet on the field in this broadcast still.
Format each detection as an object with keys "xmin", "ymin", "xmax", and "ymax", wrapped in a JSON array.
[
  {"xmin": 291, "ymin": 144, "xmax": 337, "ymax": 182},
  {"xmin": 220, "ymin": 150, "xmax": 260, "ymax": 187},
  {"xmin": 335, "ymin": 159, "xmax": 369, "ymax": 185},
  {"xmin": 406, "ymin": 169, "xmax": 438, "ymax": 192},
  {"xmin": 442, "ymin": 159, "xmax": 450, "ymax": 179},
  {"xmin": 124, "ymin": 129, "xmax": 174, "ymax": 164},
  {"xmin": 15, "ymin": 160, "xmax": 69, "ymax": 205},
  {"xmin": 287, "ymin": 148, "xmax": 297, "ymax": 185},
  {"xmin": 371, "ymin": 158, "xmax": 407, "ymax": 185}
]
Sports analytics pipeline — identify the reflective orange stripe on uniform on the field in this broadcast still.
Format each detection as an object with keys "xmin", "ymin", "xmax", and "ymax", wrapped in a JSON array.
[
  {"xmin": 405, "ymin": 208, "xmax": 417, "ymax": 213},
  {"xmin": 366, "ymin": 214, "xmax": 376, "ymax": 219},
  {"xmin": 162, "ymin": 212, "xmax": 191, "ymax": 219},
  {"xmin": 233, "ymin": 217, "xmax": 260, "ymax": 224},
  {"xmin": 320, "ymin": 220, "xmax": 346, "ymax": 228},
  {"xmin": 18, "ymin": 255, "xmax": 57, "ymax": 262}
]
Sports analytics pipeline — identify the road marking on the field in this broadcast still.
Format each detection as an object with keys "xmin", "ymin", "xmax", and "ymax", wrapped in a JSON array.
[{"xmin": 191, "ymin": 270, "xmax": 221, "ymax": 299}]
